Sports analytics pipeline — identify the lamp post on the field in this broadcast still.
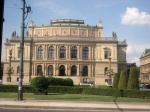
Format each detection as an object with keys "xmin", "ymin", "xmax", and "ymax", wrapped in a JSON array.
[
  {"xmin": 18, "ymin": 0, "xmax": 31, "ymax": 101},
  {"xmin": 6, "ymin": 49, "xmax": 14, "ymax": 82},
  {"xmin": 107, "ymin": 50, "xmax": 114, "ymax": 86},
  {"xmin": 18, "ymin": 0, "xmax": 25, "ymax": 101}
]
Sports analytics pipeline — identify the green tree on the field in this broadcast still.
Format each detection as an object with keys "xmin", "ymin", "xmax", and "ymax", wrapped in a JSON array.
[
  {"xmin": 136, "ymin": 67, "xmax": 140, "ymax": 78},
  {"xmin": 118, "ymin": 70, "xmax": 127, "ymax": 89},
  {"xmin": 112, "ymin": 73, "xmax": 119, "ymax": 89},
  {"xmin": 127, "ymin": 67, "xmax": 139, "ymax": 90},
  {"xmin": 30, "ymin": 76, "xmax": 49, "ymax": 93}
]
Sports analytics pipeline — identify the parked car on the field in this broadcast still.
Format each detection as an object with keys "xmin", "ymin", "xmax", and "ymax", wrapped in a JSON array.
[
  {"xmin": 140, "ymin": 83, "xmax": 148, "ymax": 88},
  {"xmin": 80, "ymin": 81, "xmax": 95, "ymax": 87},
  {"xmin": 87, "ymin": 81, "xmax": 95, "ymax": 87}
]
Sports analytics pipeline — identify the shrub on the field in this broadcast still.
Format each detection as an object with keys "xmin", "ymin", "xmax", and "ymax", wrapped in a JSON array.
[
  {"xmin": 47, "ymin": 86, "xmax": 83, "ymax": 94},
  {"xmin": 127, "ymin": 67, "xmax": 139, "ymax": 90},
  {"xmin": 63, "ymin": 78, "xmax": 74, "ymax": 86},
  {"xmin": 48, "ymin": 77, "xmax": 74, "ymax": 86},
  {"xmin": 0, "ymin": 85, "xmax": 17, "ymax": 92},
  {"xmin": 30, "ymin": 76, "xmax": 49, "ymax": 93},
  {"xmin": 112, "ymin": 73, "xmax": 119, "ymax": 89},
  {"xmin": 118, "ymin": 70, "xmax": 127, "ymax": 89}
]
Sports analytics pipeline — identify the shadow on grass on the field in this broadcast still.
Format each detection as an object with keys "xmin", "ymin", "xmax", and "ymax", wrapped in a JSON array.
[{"xmin": 113, "ymin": 97, "xmax": 124, "ymax": 112}]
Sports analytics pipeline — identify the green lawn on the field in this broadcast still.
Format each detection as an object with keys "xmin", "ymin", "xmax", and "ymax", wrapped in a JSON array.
[{"xmin": 0, "ymin": 92, "xmax": 150, "ymax": 102}]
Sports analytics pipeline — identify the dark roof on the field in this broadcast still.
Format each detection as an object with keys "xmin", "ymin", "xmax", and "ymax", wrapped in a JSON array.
[
  {"xmin": 141, "ymin": 49, "xmax": 150, "ymax": 58},
  {"xmin": 50, "ymin": 19, "xmax": 84, "ymax": 24}
]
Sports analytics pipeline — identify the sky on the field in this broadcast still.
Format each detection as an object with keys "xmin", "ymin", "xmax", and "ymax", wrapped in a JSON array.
[{"xmin": 2, "ymin": 0, "xmax": 150, "ymax": 66}]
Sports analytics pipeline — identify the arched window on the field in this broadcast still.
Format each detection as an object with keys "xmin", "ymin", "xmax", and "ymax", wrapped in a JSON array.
[
  {"xmin": 104, "ymin": 67, "xmax": 108, "ymax": 75},
  {"xmin": 82, "ymin": 47, "xmax": 88, "ymax": 59},
  {"xmin": 17, "ymin": 66, "xmax": 19, "ymax": 74},
  {"xmin": 82, "ymin": 66, "xmax": 88, "ymax": 76},
  {"xmin": 71, "ymin": 65, "xmax": 77, "ymax": 76},
  {"xmin": 48, "ymin": 46, "xmax": 54, "ymax": 58},
  {"xmin": 60, "ymin": 46, "xmax": 66, "ymax": 58},
  {"xmin": 48, "ymin": 65, "xmax": 53, "ymax": 76},
  {"xmin": 59, "ymin": 65, "xmax": 65, "ymax": 76},
  {"xmin": 37, "ymin": 46, "xmax": 43, "ymax": 58},
  {"xmin": 37, "ymin": 65, "xmax": 42, "ymax": 76},
  {"xmin": 71, "ymin": 46, "xmax": 77, "ymax": 58}
]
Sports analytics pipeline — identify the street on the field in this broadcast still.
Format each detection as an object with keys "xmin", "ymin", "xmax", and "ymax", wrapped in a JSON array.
[{"xmin": 0, "ymin": 108, "xmax": 149, "ymax": 112}]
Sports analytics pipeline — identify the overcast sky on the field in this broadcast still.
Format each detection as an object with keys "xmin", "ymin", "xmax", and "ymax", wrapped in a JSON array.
[{"xmin": 2, "ymin": 0, "xmax": 150, "ymax": 66}]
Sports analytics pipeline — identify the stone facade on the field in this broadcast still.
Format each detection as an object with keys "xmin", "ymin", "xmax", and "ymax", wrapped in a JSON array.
[
  {"xmin": 140, "ymin": 49, "xmax": 150, "ymax": 83},
  {"xmin": 3, "ymin": 19, "xmax": 127, "ymax": 85}
]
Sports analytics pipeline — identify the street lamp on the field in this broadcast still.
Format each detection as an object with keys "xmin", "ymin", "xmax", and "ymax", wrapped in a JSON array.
[
  {"xmin": 6, "ymin": 49, "xmax": 14, "ymax": 82},
  {"xmin": 18, "ymin": 0, "xmax": 31, "ymax": 101},
  {"xmin": 106, "ymin": 49, "xmax": 114, "ymax": 86}
]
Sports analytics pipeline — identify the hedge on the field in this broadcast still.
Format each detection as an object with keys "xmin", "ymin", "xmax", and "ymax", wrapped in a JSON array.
[
  {"xmin": 127, "ymin": 67, "xmax": 139, "ymax": 90},
  {"xmin": 48, "ymin": 77, "xmax": 73, "ymax": 86},
  {"xmin": 118, "ymin": 70, "xmax": 127, "ymax": 89},
  {"xmin": 112, "ymin": 73, "xmax": 119, "ymax": 89},
  {"xmin": 0, "ymin": 85, "xmax": 150, "ymax": 99}
]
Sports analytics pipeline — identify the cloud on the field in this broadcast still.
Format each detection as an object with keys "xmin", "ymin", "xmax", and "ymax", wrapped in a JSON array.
[
  {"xmin": 126, "ymin": 43, "xmax": 150, "ymax": 66},
  {"xmin": 121, "ymin": 7, "xmax": 150, "ymax": 26}
]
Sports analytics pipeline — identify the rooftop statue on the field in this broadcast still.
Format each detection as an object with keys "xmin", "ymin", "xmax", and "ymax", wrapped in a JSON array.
[
  {"xmin": 112, "ymin": 31, "xmax": 117, "ymax": 38},
  {"xmin": 12, "ymin": 31, "xmax": 16, "ymax": 37}
]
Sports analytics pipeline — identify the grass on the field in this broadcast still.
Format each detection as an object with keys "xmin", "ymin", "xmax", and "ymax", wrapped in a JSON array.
[{"xmin": 0, "ymin": 92, "xmax": 150, "ymax": 103}]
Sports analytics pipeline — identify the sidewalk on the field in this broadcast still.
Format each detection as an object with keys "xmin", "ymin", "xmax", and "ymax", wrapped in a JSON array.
[{"xmin": 0, "ymin": 98, "xmax": 150, "ymax": 111}]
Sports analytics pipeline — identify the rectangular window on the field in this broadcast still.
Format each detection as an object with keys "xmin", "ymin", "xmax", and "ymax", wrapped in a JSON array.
[
  {"xmin": 18, "ymin": 49, "xmax": 20, "ymax": 58},
  {"xmin": 104, "ymin": 51, "xmax": 109, "ymax": 59}
]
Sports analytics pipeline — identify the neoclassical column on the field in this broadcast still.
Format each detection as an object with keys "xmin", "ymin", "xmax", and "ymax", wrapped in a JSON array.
[
  {"xmin": 99, "ymin": 45, "xmax": 101, "ymax": 59},
  {"xmin": 12, "ymin": 44, "xmax": 15, "ymax": 60},
  {"xmin": 77, "ymin": 64, "xmax": 80, "ymax": 76},
  {"xmin": 68, "ymin": 45, "xmax": 71, "ymax": 60},
  {"xmin": 26, "ymin": 45, "xmax": 28, "ymax": 59},
  {"xmin": 114, "ymin": 45, "xmax": 117, "ymax": 60},
  {"xmin": 53, "ymin": 63, "xmax": 56, "ymax": 76},
  {"xmin": 45, "ymin": 44, "xmax": 48, "ymax": 60},
  {"xmin": 57, "ymin": 45, "xmax": 59, "ymax": 59},
  {"xmin": 32, "ymin": 63, "xmax": 34, "ymax": 76},
  {"xmin": 91, "ymin": 46, "xmax": 94, "ymax": 60},
  {"xmin": 77, "ymin": 46, "xmax": 80, "ymax": 59},
  {"xmin": 80, "ymin": 45, "xmax": 82, "ymax": 60},
  {"xmin": 35, "ymin": 64, "xmax": 37, "ymax": 76},
  {"xmin": 91, "ymin": 64, "xmax": 93, "ymax": 77},
  {"xmin": 54, "ymin": 45, "xmax": 57, "ymax": 60},
  {"xmin": 89, "ymin": 46, "xmax": 91, "ymax": 60},
  {"xmin": 66, "ymin": 45, "xmax": 69, "ymax": 59},
  {"xmin": 67, "ymin": 64, "xmax": 70, "ymax": 76},
  {"xmin": 45, "ymin": 64, "xmax": 47, "ymax": 76},
  {"xmin": 55, "ymin": 63, "xmax": 59, "ymax": 76},
  {"xmin": 88, "ymin": 65, "xmax": 91, "ymax": 77},
  {"xmin": 34, "ymin": 45, "xmax": 37, "ymax": 60}
]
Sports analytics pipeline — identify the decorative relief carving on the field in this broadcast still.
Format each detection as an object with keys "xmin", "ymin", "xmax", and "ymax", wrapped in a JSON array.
[
  {"xmin": 70, "ymin": 28, "xmax": 77, "ymax": 36},
  {"xmin": 61, "ymin": 28, "xmax": 69, "ymax": 36},
  {"xmin": 36, "ymin": 29, "xmax": 42, "ymax": 37},
  {"xmin": 79, "ymin": 29, "xmax": 86, "ymax": 37},
  {"xmin": 43, "ymin": 29, "xmax": 50, "ymax": 36},
  {"xmin": 88, "ymin": 29, "xmax": 95, "ymax": 37},
  {"xmin": 52, "ymin": 28, "xmax": 59, "ymax": 36}
]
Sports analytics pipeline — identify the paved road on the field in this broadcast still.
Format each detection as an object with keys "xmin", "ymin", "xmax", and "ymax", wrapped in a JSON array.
[{"xmin": 0, "ymin": 108, "xmax": 150, "ymax": 112}]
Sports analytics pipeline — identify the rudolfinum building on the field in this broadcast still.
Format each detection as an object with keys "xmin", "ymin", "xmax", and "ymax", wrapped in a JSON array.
[{"xmin": 3, "ymin": 19, "xmax": 127, "ymax": 86}]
